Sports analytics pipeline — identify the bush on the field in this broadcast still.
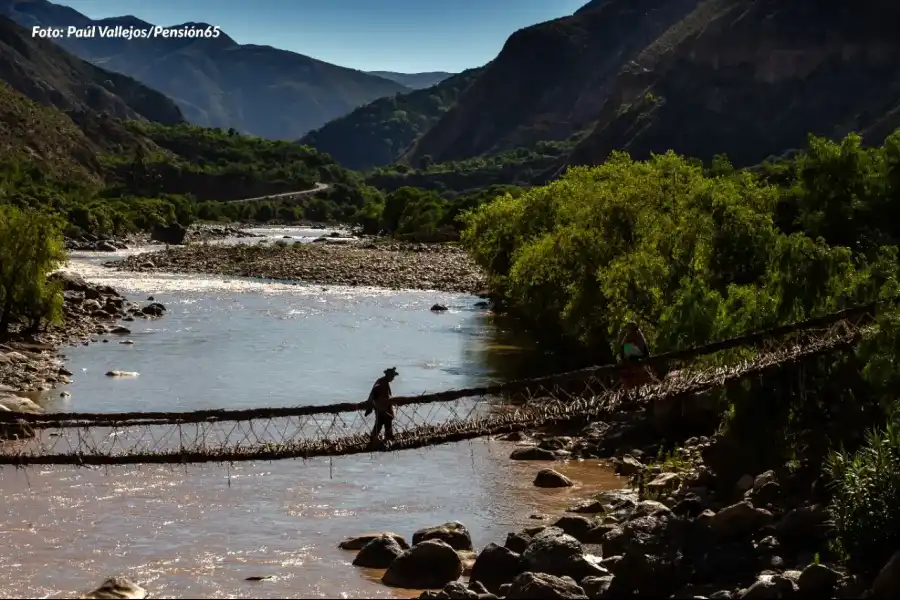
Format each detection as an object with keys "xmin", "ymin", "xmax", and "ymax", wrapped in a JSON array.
[
  {"xmin": 827, "ymin": 419, "xmax": 900, "ymax": 575},
  {"xmin": 461, "ymin": 149, "xmax": 893, "ymax": 356},
  {"xmin": 0, "ymin": 206, "xmax": 66, "ymax": 335}
]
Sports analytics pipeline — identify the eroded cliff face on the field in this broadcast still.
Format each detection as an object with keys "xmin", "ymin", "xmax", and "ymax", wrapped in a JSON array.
[
  {"xmin": 567, "ymin": 0, "xmax": 900, "ymax": 168},
  {"xmin": 404, "ymin": 0, "xmax": 702, "ymax": 164}
]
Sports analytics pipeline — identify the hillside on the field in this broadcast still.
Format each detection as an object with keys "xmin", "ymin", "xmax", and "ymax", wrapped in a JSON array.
[
  {"xmin": 0, "ymin": 16, "xmax": 184, "ymax": 126},
  {"xmin": 0, "ymin": 0, "xmax": 411, "ymax": 140},
  {"xmin": 405, "ymin": 0, "xmax": 702, "ymax": 164},
  {"xmin": 565, "ymin": 0, "xmax": 900, "ymax": 168},
  {"xmin": 300, "ymin": 68, "xmax": 483, "ymax": 171},
  {"xmin": 367, "ymin": 71, "xmax": 455, "ymax": 90}
]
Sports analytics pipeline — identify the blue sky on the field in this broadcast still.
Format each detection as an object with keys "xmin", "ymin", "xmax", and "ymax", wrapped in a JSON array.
[{"xmin": 54, "ymin": 0, "xmax": 586, "ymax": 73}]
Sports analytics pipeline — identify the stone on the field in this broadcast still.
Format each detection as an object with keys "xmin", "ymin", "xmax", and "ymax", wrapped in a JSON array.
[
  {"xmin": 566, "ymin": 500, "xmax": 605, "ymax": 514},
  {"xmin": 505, "ymin": 531, "xmax": 532, "ymax": 554},
  {"xmin": 412, "ymin": 521, "xmax": 474, "ymax": 551},
  {"xmin": 710, "ymin": 501, "xmax": 773, "ymax": 539},
  {"xmin": 616, "ymin": 454, "xmax": 645, "ymax": 476},
  {"xmin": 80, "ymin": 577, "xmax": 147, "ymax": 599},
  {"xmin": 382, "ymin": 540, "xmax": 463, "ymax": 589},
  {"xmin": 505, "ymin": 572, "xmax": 587, "ymax": 600},
  {"xmin": 736, "ymin": 474, "xmax": 755, "ymax": 493},
  {"xmin": 797, "ymin": 563, "xmax": 841, "ymax": 595},
  {"xmin": 510, "ymin": 446, "xmax": 557, "ymax": 461},
  {"xmin": 647, "ymin": 472, "xmax": 681, "ymax": 492},
  {"xmin": 109, "ymin": 326, "xmax": 132, "ymax": 335},
  {"xmin": 753, "ymin": 470, "xmax": 777, "ymax": 488},
  {"xmin": 552, "ymin": 516, "xmax": 604, "ymax": 543},
  {"xmin": 630, "ymin": 500, "xmax": 673, "ymax": 520},
  {"xmin": 520, "ymin": 531, "xmax": 584, "ymax": 577},
  {"xmin": 105, "ymin": 371, "xmax": 139, "ymax": 377},
  {"xmin": 581, "ymin": 575, "xmax": 613, "ymax": 598},
  {"xmin": 469, "ymin": 543, "xmax": 522, "ymax": 593},
  {"xmin": 338, "ymin": 532, "xmax": 409, "ymax": 550},
  {"xmin": 352, "ymin": 535, "xmax": 405, "ymax": 568},
  {"xmin": 534, "ymin": 469, "xmax": 574, "ymax": 488},
  {"xmin": 436, "ymin": 581, "xmax": 478, "ymax": 600}
]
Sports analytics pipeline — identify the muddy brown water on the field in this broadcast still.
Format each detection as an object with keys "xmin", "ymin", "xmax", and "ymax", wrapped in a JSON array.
[{"xmin": 0, "ymin": 228, "xmax": 626, "ymax": 598}]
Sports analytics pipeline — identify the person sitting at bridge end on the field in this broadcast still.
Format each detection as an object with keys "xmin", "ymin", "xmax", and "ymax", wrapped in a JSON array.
[
  {"xmin": 366, "ymin": 367, "xmax": 398, "ymax": 447},
  {"xmin": 619, "ymin": 321, "xmax": 650, "ymax": 363}
]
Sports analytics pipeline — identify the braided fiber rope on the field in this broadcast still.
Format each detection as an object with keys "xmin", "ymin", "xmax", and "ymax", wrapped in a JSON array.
[{"xmin": 0, "ymin": 311, "xmax": 871, "ymax": 466}]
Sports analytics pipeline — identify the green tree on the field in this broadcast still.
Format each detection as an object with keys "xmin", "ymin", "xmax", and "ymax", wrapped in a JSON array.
[{"xmin": 0, "ymin": 206, "xmax": 66, "ymax": 335}]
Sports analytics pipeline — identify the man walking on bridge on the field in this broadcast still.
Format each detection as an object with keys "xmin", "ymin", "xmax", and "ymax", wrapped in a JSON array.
[{"xmin": 365, "ymin": 367, "xmax": 398, "ymax": 447}]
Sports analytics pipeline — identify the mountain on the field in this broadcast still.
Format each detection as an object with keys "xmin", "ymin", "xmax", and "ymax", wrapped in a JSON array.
[
  {"xmin": 0, "ymin": 0, "xmax": 411, "ymax": 140},
  {"xmin": 565, "ymin": 0, "xmax": 900, "ymax": 169},
  {"xmin": 300, "ymin": 68, "xmax": 483, "ymax": 171},
  {"xmin": 367, "ymin": 71, "xmax": 455, "ymax": 90},
  {"xmin": 405, "ymin": 0, "xmax": 900, "ymax": 173},
  {"xmin": 0, "ymin": 16, "xmax": 184, "ymax": 126},
  {"xmin": 404, "ymin": 0, "xmax": 701, "ymax": 165}
]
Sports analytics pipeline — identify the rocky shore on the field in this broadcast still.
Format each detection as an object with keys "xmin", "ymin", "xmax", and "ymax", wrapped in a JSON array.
[
  {"xmin": 0, "ymin": 271, "xmax": 166, "ymax": 401},
  {"xmin": 113, "ymin": 240, "xmax": 486, "ymax": 293},
  {"xmin": 321, "ymin": 390, "xmax": 900, "ymax": 600}
]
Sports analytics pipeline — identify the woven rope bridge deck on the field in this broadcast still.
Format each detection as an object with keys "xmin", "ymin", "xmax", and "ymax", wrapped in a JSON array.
[{"xmin": 0, "ymin": 302, "xmax": 881, "ymax": 467}]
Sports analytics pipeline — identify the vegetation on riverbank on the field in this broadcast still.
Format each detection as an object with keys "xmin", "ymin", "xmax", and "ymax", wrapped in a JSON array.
[
  {"xmin": 0, "ymin": 84, "xmax": 377, "ymax": 237},
  {"xmin": 0, "ymin": 205, "xmax": 65, "ymax": 336},
  {"xmin": 460, "ymin": 128, "xmax": 900, "ymax": 584}
]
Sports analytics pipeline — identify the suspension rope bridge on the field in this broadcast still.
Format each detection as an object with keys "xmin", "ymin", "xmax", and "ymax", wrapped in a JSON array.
[{"xmin": 0, "ymin": 301, "xmax": 884, "ymax": 468}]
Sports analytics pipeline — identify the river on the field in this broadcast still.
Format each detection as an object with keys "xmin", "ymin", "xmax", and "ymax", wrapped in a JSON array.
[{"xmin": 0, "ymin": 228, "xmax": 623, "ymax": 599}]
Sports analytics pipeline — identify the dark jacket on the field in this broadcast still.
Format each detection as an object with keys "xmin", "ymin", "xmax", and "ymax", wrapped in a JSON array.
[{"xmin": 367, "ymin": 376, "xmax": 394, "ymax": 417}]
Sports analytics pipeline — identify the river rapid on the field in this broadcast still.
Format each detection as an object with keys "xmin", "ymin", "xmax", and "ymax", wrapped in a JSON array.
[{"xmin": 0, "ymin": 228, "xmax": 623, "ymax": 599}]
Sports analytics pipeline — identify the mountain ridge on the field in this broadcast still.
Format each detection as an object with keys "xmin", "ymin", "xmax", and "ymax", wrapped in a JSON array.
[{"xmin": 0, "ymin": 0, "xmax": 412, "ymax": 139}]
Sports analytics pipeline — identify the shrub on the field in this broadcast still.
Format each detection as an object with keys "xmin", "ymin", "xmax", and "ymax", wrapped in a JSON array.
[{"xmin": 0, "ymin": 206, "xmax": 66, "ymax": 335}]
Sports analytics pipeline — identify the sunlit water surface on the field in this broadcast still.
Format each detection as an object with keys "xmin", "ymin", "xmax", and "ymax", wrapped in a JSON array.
[{"xmin": 0, "ymin": 228, "xmax": 624, "ymax": 598}]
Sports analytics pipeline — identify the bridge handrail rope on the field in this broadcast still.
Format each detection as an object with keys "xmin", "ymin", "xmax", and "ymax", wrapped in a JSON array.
[
  {"xmin": 0, "ymin": 317, "xmax": 866, "ymax": 466},
  {"xmin": 0, "ymin": 298, "xmax": 888, "ymax": 428}
]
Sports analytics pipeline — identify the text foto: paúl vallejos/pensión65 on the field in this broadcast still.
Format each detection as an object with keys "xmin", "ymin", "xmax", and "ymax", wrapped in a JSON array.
[{"xmin": 31, "ymin": 25, "xmax": 222, "ymax": 40}]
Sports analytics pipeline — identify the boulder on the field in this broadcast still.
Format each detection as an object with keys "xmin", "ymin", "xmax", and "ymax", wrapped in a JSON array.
[
  {"xmin": 430, "ymin": 304, "xmax": 449, "ymax": 312},
  {"xmin": 0, "ymin": 395, "xmax": 44, "ymax": 414},
  {"xmin": 469, "ymin": 543, "xmax": 522, "ymax": 593},
  {"xmin": 141, "ymin": 302, "xmax": 166, "ymax": 317},
  {"xmin": 505, "ymin": 531, "xmax": 532, "ymax": 554},
  {"xmin": 520, "ymin": 531, "xmax": 584, "ymax": 577},
  {"xmin": 412, "ymin": 521, "xmax": 474, "ymax": 551},
  {"xmin": 339, "ymin": 532, "xmax": 409, "ymax": 551},
  {"xmin": 797, "ymin": 563, "xmax": 841, "ymax": 595},
  {"xmin": 505, "ymin": 572, "xmax": 587, "ymax": 600},
  {"xmin": 352, "ymin": 535, "xmax": 405, "ymax": 568},
  {"xmin": 552, "ymin": 516, "xmax": 599, "ymax": 543},
  {"xmin": 150, "ymin": 222, "xmax": 187, "ymax": 245},
  {"xmin": 566, "ymin": 500, "xmax": 605, "ymax": 514},
  {"xmin": 710, "ymin": 501, "xmax": 773, "ymax": 539},
  {"xmin": 433, "ymin": 581, "xmax": 477, "ymax": 599},
  {"xmin": 49, "ymin": 271, "xmax": 89, "ymax": 292},
  {"xmin": 581, "ymin": 575, "xmax": 613, "ymax": 598},
  {"xmin": 79, "ymin": 577, "xmax": 147, "ymax": 599},
  {"xmin": 616, "ymin": 454, "xmax": 645, "ymax": 476},
  {"xmin": 774, "ymin": 504, "xmax": 830, "ymax": 545},
  {"xmin": 510, "ymin": 446, "xmax": 556, "ymax": 461},
  {"xmin": 534, "ymin": 469, "xmax": 573, "ymax": 488},
  {"xmin": 382, "ymin": 539, "xmax": 463, "ymax": 589},
  {"xmin": 105, "ymin": 371, "xmax": 139, "ymax": 377}
]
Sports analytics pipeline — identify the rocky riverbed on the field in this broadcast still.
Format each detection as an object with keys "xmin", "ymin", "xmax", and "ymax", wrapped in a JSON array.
[
  {"xmin": 0, "ymin": 271, "xmax": 166, "ymax": 397},
  {"xmin": 325, "ymin": 424, "xmax": 893, "ymax": 600},
  {"xmin": 113, "ymin": 240, "xmax": 486, "ymax": 293}
]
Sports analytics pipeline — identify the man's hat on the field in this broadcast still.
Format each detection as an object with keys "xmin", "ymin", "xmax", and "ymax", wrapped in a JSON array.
[{"xmin": 384, "ymin": 367, "xmax": 399, "ymax": 377}]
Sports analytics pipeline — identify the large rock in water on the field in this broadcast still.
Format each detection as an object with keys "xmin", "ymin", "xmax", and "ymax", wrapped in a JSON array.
[
  {"xmin": 339, "ymin": 532, "xmax": 409, "ymax": 550},
  {"xmin": 80, "ymin": 577, "xmax": 147, "ymax": 599},
  {"xmin": 150, "ymin": 222, "xmax": 187, "ymax": 245},
  {"xmin": 382, "ymin": 539, "xmax": 463, "ymax": 589},
  {"xmin": 352, "ymin": 535, "xmax": 405, "ymax": 568},
  {"xmin": 412, "ymin": 521, "xmax": 474, "ymax": 551},
  {"xmin": 470, "ymin": 543, "xmax": 523, "ymax": 593}
]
